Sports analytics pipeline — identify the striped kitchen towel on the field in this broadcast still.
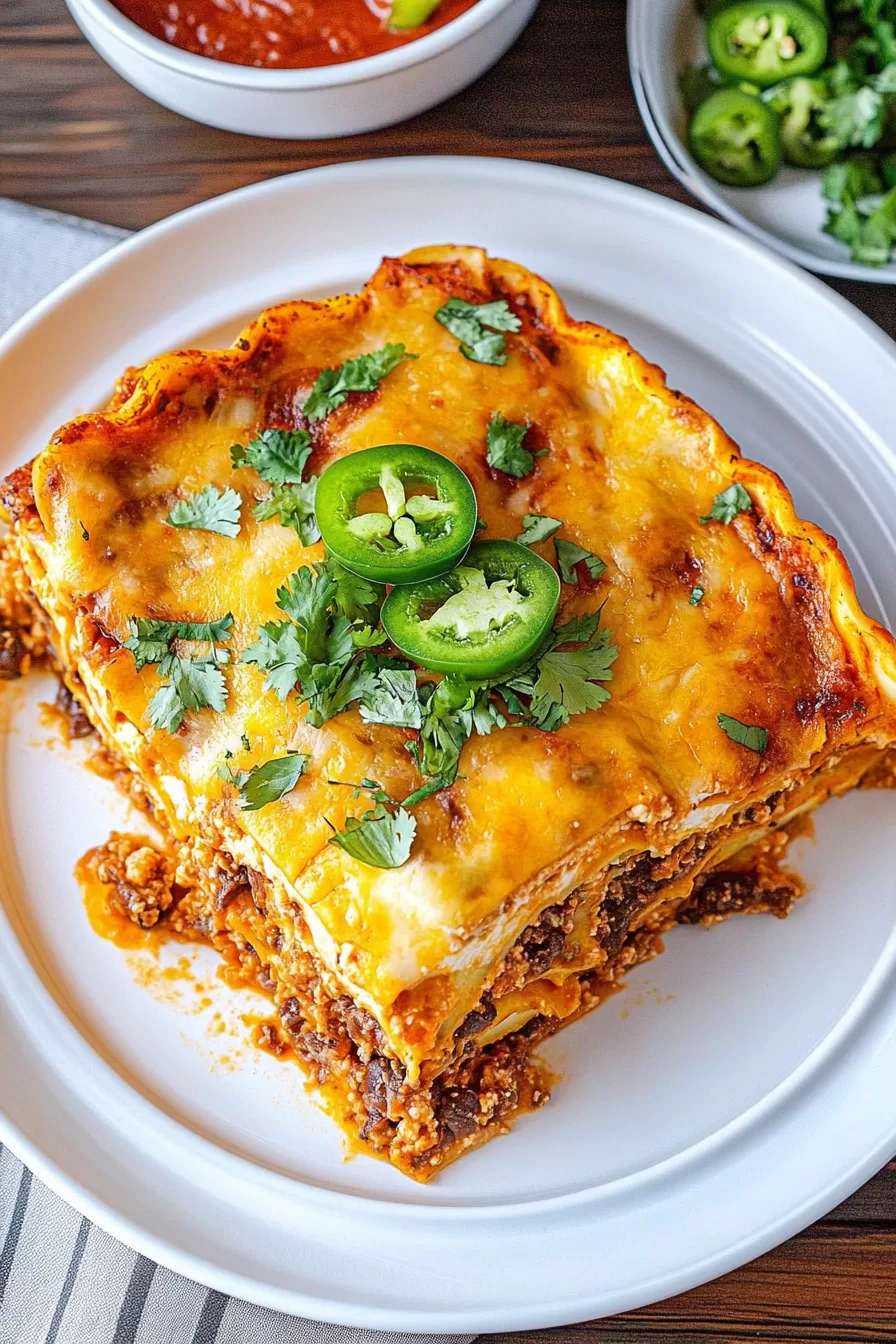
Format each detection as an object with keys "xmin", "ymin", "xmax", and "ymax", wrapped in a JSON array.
[{"xmin": 0, "ymin": 200, "xmax": 474, "ymax": 1344}]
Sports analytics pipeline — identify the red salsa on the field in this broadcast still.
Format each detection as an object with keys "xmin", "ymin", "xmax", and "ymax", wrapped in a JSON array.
[{"xmin": 114, "ymin": 0, "xmax": 480, "ymax": 68}]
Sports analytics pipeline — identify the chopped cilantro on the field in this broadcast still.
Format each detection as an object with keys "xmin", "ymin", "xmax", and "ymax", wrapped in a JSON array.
[
  {"xmin": 147, "ymin": 658, "xmax": 228, "ymax": 734},
  {"xmin": 237, "ymin": 752, "xmax": 308, "ymax": 811},
  {"xmin": 718, "ymin": 712, "xmax": 768, "ymax": 753},
  {"xmin": 505, "ymin": 611, "xmax": 617, "ymax": 730},
  {"xmin": 165, "ymin": 484, "xmax": 242, "ymax": 538},
  {"xmin": 124, "ymin": 615, "xmax": 233, "ymax": 669},
  {"xmin": 232, "ymin": 427, "xmax": 319, "ymax": 542},
  {"xmin": 434, "ymin": 297, "xmax": 521, "ymax": 365},
  {"xmin": 240, "ymin": 732, "xmax": 251, "ymax": 751},
  {"xmin": 79, "ymin": 521, "xmax": 89, "ymax": 541},
  {"xmin": 302, "ymin": 344, "xmax": 416, "ymax": 421},
  {"xmin": 700, "ymin": 483, "xmax": 753, "ymax": 525},
  {"xmin": 517, "ymin": 513, "xmax": 562, "ymax": 546},
  {"xmin": 230, "ymin": 428, "xmax": 312, "ymax": 486},
  {"xmin": 124, "ymin": 613, "xmax": 233, "ymax": 734},
  {"xmin": 485, "ymin": 413, "xmax": 537, "ymax": 478},
  {"xmin": 242, "ymin": 564, "xmax": 396, "ymax": 728},
  {"xmin": 252, "ymin": 478, "xmax": 320, "ymax": 546},
  {"xmin": 822, "ymin": 154, "xmax": 896, "ymax": 264},
  {"xmin": 554, "ymin": 538, "xmax": 606, "ymax": 585},
  {"xmin": 820, "ymin": 85, "xmax": 886, "ymax": 148},
  {"xmin": 408, "ymin": 678, "xmax": 476, "ymax": 782},
  {"xmin": 352, "ymin": 625, "xmax": 388, "ymax": 649},
  {"xmin": 689, "ymin": 585, "xmax": 706, "ymax": 606},
  {"xmin": 360, "ymin": 668, "xmax": 422, "ymax": 728},
  {"xmin": 327, "ymin": 803, "xmax": 416, "ymax": 869},
  {"xmin": 324, "ymin": 557, "xmax": 384, "ymax": 627}
]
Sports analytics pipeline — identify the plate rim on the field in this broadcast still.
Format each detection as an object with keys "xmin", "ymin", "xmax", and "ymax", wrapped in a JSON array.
[
  {"xmin": 626, "ymin": 0, "xmax": 896, "ymax": 285},
  {"xmin": 3, "ymin": 155, "xmax": 896, "ymax": 1329}
]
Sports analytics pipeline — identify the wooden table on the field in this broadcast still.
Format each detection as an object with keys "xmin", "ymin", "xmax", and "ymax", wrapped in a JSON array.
[{"xmin": 3, "ymin": 0, "xmax": 896, "ymax": 1336}]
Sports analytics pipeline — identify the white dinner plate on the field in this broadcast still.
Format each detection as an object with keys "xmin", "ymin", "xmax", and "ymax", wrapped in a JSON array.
[
  {"xmin": 628, "ymin": 0, "xmax": 896, "ymax": 283},
  {"xmin": 2, "ymin": 157, "xmax": 896, "ymax": 1331}
]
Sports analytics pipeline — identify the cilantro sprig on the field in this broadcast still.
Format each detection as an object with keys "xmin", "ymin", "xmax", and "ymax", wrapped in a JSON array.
[
  {"xmin": 486, "ymin": 413, "xmax": 539, "ymax": 478},
  {"xmin": 700, "ymin": 483, "xmax": 753, "ymax": 526},
  {"xmin": 435, "ymin": 297, "xmax": 521, "ymax": 365},
  {"xmin": 165, "ymin": 485, "xmax": 242, "ymax": 538},
  {"xmin": 822, "ymin": 153, "xmax": 896, "ymax": 265},
  {"xmin": 231, "ymin": 428, "xmax": 320, "ymax": 545},
  {"xmin": 554, "ymin": 538, "xmax": 606, "ymax": 585},
  {"xmin": 124, "ymin": 614, "xmax": 233, "ymax": 734},
  {"xmin": 302, "ymin": 344, "xmax": 416, "ymax": 421},
  {"xmin": 231, "ymin": 429, "xmax": 311, "ymax": 485},
  {"xmin": 242, "ymin": 560, "xmax": 397, "ymax": 728},
  {"xmin": 328, "ymin": 802, "xmax": 416, "ymax": 869},
  {"xmin": 238, "ymin": 752, "xmax": 309, "ymax": 810},
  {"xmin": 517, "ymin": 514, "xmax": 562, "ymax": 545}
]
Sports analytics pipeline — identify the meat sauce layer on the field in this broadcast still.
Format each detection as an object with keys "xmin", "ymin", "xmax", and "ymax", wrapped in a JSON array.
[{"xmin": 113, "ymin": 0, "xmax": 478, "ymax": 68}]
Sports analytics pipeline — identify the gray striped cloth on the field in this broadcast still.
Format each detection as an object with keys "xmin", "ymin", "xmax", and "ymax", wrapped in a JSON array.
[{"xmin": 0, "ymin": 200, "xmax": 474, "ymax": 1344}]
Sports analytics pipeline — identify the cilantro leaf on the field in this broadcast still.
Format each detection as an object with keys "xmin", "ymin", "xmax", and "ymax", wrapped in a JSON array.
[
  {"xmin": 275, "ymin": 566, "xmax": 340, "ymax": 664},
  {"xmin": 165, "ymin": 484, "xmax": 242, "ymax": 538},
  {"xmin": 242, "ymin": 620, "xmax": 309, "ymax": 701},
  {"xmin": 147, "ymin": 657, "xmax": 228, "ymax": 734},
  {"xmin": 486, "ymin": 413, "xmax": 536, "ymax": 478},
  {"xmin": 517, "ymin": 513, "xmax": 562, "ymax": 546},
  {"xmin": 360, "ymin": 668, "xmax": 422, "ymax": 728},
  {"xmin": 125, "ymin": 614, "xmax": 233, "ymax": 669},
  {"xmin": 434, "ymin": 297, "xmax": 522, "ymax": 365},
  {"xmin": 231, "ymin": 429, "xmax": 312, "ymax": 486},
  {"xmin": 328, "ymin": 803, "xmax": 416, "ymax": 869},
  {"xmin": 554, "ymin": 538, "xmax": 606, "ymax": 585},
  {"xmin": 303, "ymin": 658, "xmax": 376, "ymax": 728},
  {"xmin": 242, "ymin": 563, "xmax": 384, "ymax": 727},
  {"xmin": 302, "ymin": 344, "xmax": 416, "ymax": 422},
  {"xmin": 408, "ymin": 678, "xmax": 476, "ymax": 781},
  {"xmin": 689, "ymin": 585, "xmax": 705, "ymax": 606},
  {"xmin": 324, "ymin": 557, "xmax": 385, "ymax": 626},
  {"xmin": 352, "ymin": 625, "xmax": 388, "ymax": 649},
  {"xmin": 822, "ymin": 154, "xmax": 883, "ymax": 204},
  {"xmin": 718, "ymin": 712, "xmax": 768, "ymax": 753},
  {"xmin": 521, "ymin": 617, "xmax": 617, "ymax": 730},
  {"xmin": 237, "ymin": 752, "xmax": 308, "ymax": 811},
  {"xmin": 252, "ymin": 478, "xmax": 320, "ymax": 545},
  {"xmin": 700, "ymin": 483, "xmax": 753, "ymax": 525},
  {"xmin": 820, "ymin": 86, "xmax": 886, "ymax": 147}
]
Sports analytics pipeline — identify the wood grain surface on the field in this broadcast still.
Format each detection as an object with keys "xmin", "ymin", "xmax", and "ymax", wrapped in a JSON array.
[{"xmin": 2, "ymin": 0, "xmax": 896, "ymax": 1337}]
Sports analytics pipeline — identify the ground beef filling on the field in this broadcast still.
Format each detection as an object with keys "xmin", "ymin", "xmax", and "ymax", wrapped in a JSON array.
[{"xmin": 81, "ymin": 811, "xmax": 797, "ymax": 1176}]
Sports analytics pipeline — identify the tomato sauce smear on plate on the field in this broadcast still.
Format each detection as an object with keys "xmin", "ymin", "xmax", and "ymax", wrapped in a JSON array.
[{"xmin": 112, "ymin": 0, "xmax": 479, "ymax": 67}]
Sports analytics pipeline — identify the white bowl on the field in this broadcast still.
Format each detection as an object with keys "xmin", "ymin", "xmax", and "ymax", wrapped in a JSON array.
[
  {"xmin": 65, "ymin": 0, "xmax": 538, "ymax": 138},
  {"xmin": 628, "ymin": 0, "xmax": 896, "ymax": 283}
]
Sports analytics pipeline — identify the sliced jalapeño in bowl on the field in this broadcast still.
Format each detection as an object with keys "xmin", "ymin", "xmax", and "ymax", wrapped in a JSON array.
[
  {"xmin": 689, "ymin": 88, "xmax": 782, "ymax": 187},
  {"xmin": 315, "ymin": 443, "xmax": 477, "ymax": 584},
  {"xmin": 381, "ymin": 539, "xmax": 561, "ymax": 678},
  {"xmin": 706, "ymin": 3, "xmax": 828, "ymax": 89}
]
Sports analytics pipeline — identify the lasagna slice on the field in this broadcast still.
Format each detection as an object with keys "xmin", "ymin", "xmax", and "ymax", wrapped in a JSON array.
[{"xmin": 2, "ymin": 246, "xmax": 895, "ymax": 1181}]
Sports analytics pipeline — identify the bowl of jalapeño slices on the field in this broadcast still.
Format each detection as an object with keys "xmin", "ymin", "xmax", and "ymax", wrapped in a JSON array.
[{"xmin": 628, "ymin": 0, "xmax": 896, "ymax": 278}]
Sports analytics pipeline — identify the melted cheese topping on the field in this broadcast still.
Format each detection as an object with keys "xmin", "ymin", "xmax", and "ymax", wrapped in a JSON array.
[{"xmin": 14, "ymin": 246, "xmax": 896, "ymax": 1042}]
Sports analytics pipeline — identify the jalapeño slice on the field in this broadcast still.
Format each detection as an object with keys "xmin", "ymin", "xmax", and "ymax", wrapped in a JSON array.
[
  {"xmin": 315, "ymin": 444, "xmax": 477, "ymax": 584},
  {"xmin": 689, "ymin": 88, "xmax": 782, "ymax": 186},
  {"xmin": 381, "ymin": 540, "xmax": 560, "ymax": 678},
  {"xmin": 764, "ymin": 77, "xmax": 839, "ymax": 167},
  {"xmin": 706, "ymin": 3, "xmax": 827, "ymax": 89}
]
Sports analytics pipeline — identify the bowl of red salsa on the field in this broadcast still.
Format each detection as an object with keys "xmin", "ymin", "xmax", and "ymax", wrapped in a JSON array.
[{"xmin": 65, "ymin": 0, "xmax": 538, "ymax": 136}]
